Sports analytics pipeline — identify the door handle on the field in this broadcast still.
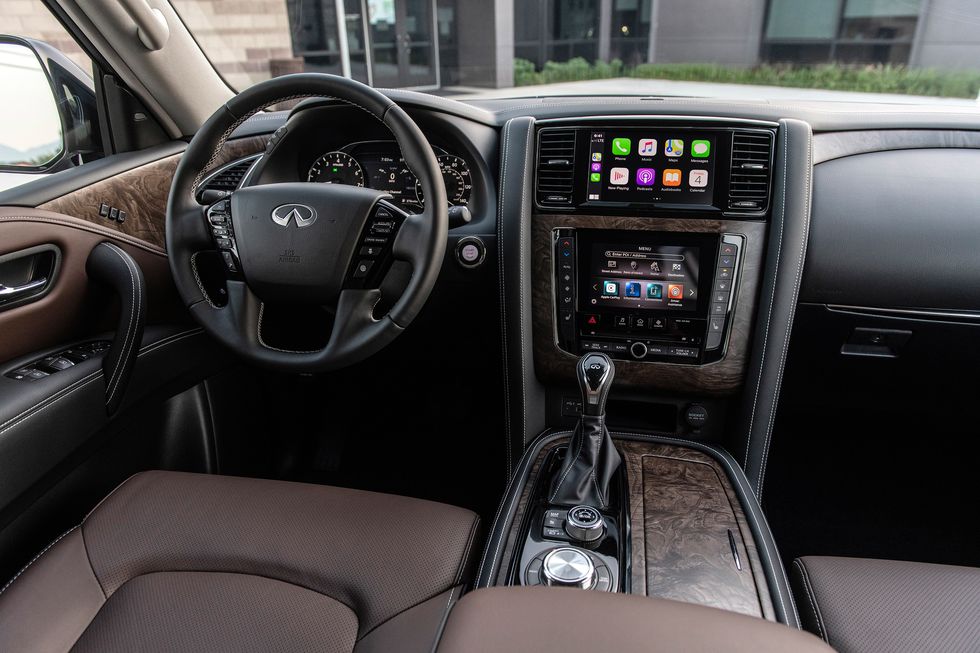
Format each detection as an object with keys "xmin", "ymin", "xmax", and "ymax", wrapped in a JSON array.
[
  {"xmin": 0, "ymin": 277, "xmax": 48, "ymax": 304},
  {"xmin": 0, "ymin": 244, "xmax": 61, "ymax": 312}
]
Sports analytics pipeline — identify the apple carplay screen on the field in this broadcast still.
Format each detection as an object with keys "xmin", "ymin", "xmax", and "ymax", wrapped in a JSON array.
[
  {"xmin": 583, "ymin": 130, "xmax": 716, "ymax": 208},
  {"xmin": 586, "ymin": 242, "xmax": 702, "ymax": 313}
]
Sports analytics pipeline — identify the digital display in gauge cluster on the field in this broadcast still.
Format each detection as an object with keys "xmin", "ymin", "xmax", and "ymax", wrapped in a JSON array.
[{"xmin": 306, "ymin": 141, "xmax": 471, "ymax": 213}]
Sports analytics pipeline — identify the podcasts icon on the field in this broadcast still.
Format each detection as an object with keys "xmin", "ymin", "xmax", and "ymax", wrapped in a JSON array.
[{"xmin": 635, "ymin": 168, "xmax": 656, "ymax": 186}]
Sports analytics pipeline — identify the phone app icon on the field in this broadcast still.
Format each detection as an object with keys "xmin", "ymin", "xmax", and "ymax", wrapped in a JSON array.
[
  {"xmin": 590, "ymin": 162, "xmax": 602, "ymax": 172},
  {"xmin": 602, "ymin": 281, "xmax": 619, "ymax": 296},
  {"xmin": 664, "ymin": 139, "xmax": 684, "ymax": 157},
  {"xmin": 647, "ymin": 283, "xmax": 663, "ymax": 299},
  {"xmin": 610, "ymin": 167, "xmax": 630, "ymax": 185},
  {"xmin": 635, "ymin": 168, "xmax": 656, "ymax": 186},
  {"xmin": 638, "ymin": 138, "xmax": 657, "ymax": 156},
  {"xmin": 668, "ymin": 284, "xmax": 684, "ymax": 300},
  {"xmin": 689, "ymin": 169, "xmax": 708, "ymax": 187},
  {"xmin": 611, "ymin": 138, "xmax": 631, "ymax": 156},
  {"xmin": 625, "ymin": 282, "xmax": 641, "ymax": 298},
  {"xmin": 691, "ymin": 140, "xmax": 711, "ymax": 158},
  {"xmin": 662, "ymin": 169, "xmax": 682, "ymax": 186},
  {"xmin": 589, "ymin": 172, "xmax": 601, "ymax": 182},
  {"xmin": 591, "ymin": 152, "xmax": 602, "ymax": 162}
]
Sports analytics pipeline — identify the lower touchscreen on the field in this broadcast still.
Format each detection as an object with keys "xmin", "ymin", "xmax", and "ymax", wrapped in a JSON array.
[{"xmin": 588, "ymin": 242, "xmax": 700, "ymax": 312}]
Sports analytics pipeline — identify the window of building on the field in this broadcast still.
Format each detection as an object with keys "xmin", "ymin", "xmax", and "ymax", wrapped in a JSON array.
[{"xmin": 763, "ymin": 0, "xmax": 922, "ymax": 65}]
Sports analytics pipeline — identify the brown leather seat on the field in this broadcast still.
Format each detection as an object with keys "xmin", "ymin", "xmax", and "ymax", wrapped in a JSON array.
[
  {"xmin": 436, "ymin": 586, "xmax": 835, "ymax": 653},
  {"xmin": 790, "ymin": 556, "xmax": 980, "ymax": 653},
  {"xmin": 0, "ymin": 471, "xmax": 481, "ymax": 652}
]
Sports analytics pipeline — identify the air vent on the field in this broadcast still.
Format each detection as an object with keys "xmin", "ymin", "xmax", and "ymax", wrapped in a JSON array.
[
  {"xmin": 536, "ymin": 129, "xmax": 576, "ymax": 208},
  {"xmin": 728, "ymin": 131, "xmax": 773, "ymax": 213},
  {"xmin": 196, "ymin": 154, "xmax": 260, "ymax": 203}
]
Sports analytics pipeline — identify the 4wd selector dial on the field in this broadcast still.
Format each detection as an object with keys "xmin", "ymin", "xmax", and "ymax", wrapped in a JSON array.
[{"xmin": 565, "ymin": 505, "xmax": 605, "ymax": 543}]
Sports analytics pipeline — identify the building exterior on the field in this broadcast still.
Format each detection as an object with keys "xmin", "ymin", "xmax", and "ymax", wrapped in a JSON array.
[{"xmin": 6, "ymin": 0, "xmax": 980, "ymax": 91}]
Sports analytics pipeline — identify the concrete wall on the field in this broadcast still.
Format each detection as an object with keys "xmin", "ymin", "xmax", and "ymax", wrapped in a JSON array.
[
  {"xmin": 455, "ymin": 0, "xmax": 513, "ymax": 87},
  {"xmin": 911, "ymin": 0, "xmax": 980, "ymax": 70},
  {"xmin": 652, "ymin": 0, "xmax": 765, "ymax": 65}
]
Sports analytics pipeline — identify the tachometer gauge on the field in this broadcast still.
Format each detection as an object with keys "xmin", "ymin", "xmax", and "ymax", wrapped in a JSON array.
[
  {"xmin": 308, "ymin": 151, "xmax": 364, "ymax": 186},
  {"xmin": 416, "ymin": 155, "xmax": 472, "ymax": 206}
]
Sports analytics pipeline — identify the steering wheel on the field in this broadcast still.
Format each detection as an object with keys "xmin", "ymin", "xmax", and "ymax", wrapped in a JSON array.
[{"xmin": 166, "ymin": 74, "xmax": 448, "ymax": 372}]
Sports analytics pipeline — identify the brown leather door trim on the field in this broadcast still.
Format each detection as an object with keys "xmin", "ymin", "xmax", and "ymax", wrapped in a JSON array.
[{"xmin": 0, "ymin": 208, "xmax": 186, "ymax": 364}]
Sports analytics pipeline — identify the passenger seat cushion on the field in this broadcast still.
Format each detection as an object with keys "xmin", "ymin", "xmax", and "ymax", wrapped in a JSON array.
[{"xmin": 791, "ymin": 556, "xmax": 980, "ymax": 653}]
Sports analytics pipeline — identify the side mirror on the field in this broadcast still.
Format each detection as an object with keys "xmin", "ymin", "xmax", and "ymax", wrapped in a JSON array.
[{"xmin": 0, "ymin": 35, "xmax": 101, "ymax": 178}]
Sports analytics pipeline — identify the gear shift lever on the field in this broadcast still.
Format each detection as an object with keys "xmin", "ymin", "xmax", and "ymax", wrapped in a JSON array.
[
  {"xmin": 549, "ymin": 353, "xmax": 622, "ymax": 508},
  {"xmin": 578, "ymin": 352, "xmax": 614, "ymax": 416}
]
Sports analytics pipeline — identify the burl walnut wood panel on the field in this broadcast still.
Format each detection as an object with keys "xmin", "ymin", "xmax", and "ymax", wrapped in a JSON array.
[
  {"xmin": 532, "ymin": 214, "xmax": 767, "ymax": 394},
  {"xmin": 39, "ymin": 136, "xmax": 267, "ymax": 249},
  {"xmin": 495, "ymin": 436, "xmax": 774, "ymax": 621},
  {"xmin": 618, "ymin": 440, "xmax": 775, "ymax": 620}
]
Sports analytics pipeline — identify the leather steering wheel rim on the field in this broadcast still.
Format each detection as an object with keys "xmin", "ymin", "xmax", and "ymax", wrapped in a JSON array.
[{"xmin": 166, "ymin": 73, "xmax": 448, "ymax": 372}]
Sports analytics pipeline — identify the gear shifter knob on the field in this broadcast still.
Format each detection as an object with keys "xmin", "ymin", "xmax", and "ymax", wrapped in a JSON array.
[{"xmin": 578, "ymin": 353, "xmax": 614, "ymax": 416}]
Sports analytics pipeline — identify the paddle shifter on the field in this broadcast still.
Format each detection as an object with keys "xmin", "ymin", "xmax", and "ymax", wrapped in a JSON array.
[{"xmin": 549, "ymin": 353, "xmax": 622, "ymax": 509}]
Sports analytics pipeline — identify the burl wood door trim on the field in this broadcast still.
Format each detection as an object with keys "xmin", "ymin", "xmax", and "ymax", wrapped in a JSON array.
[
  {"xmin": 531, "ymin": 213, "xmax": 767, "ymax": 394},
  {"xmin": 37, "ymin": 136, "xmax": 267, "ymax": 249}
]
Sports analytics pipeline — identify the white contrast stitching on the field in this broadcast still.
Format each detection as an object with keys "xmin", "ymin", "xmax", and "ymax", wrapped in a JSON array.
[
  {"xmin": 0, "ymin": 526, "xmax": 78, "ymax": 597},
  {"xmin": 793, "ymin": 559, "xmax": 827, "ymax": 641},
  {"xmin": 256, "ymin": 303, "xmax": 321, "ymax": 354},
  {"xmin": 758, "ymin": 122, "xmax": 812, "ymax": 500},
  {"xmin": 744, "ymin": 126, "xmax": 788, "ymax": 472},
  {"xmin": 497, "ymin": 119, "xmax": 514, "ymax": 480},
  {"xmin": 102, "ymin": 244, "xmax": 141, "ymax": 406},
  {"xmin": 0, "ymin": 216, "xmax": 165, "ymax": 255},
  {"xmin": 517, "ymin": 122, "xmax": 533, "ymax": 450},
  {"xmin": 190, "ymin": 253, "xmax": 219, "ymax": 308},
  {"xmin": 0, "ymin": 329, "xmax": 203, "ymax": 438}
]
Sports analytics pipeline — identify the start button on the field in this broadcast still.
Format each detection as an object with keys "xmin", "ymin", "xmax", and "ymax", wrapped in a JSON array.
[{"xmin": 455, "ymin": 236, "xmax": 486, "ymax": 268}]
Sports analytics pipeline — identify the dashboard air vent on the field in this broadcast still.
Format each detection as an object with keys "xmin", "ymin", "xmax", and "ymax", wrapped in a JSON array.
[
  {"xmin": 196, "ymin": 154, "xmax": 260, "ymax": 203},
  {"xmin": 536, "ymin": 129, "xmax": 576, "ymax": 208},
  {"xmin": 728, "ymin": 131, "xmax": 773, "ymax": 213}
]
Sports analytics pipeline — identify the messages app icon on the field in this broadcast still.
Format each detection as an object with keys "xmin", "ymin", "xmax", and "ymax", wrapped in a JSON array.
[{"xmin": 611, "ymin": 138, "xmax": 631, "ymax": 156}]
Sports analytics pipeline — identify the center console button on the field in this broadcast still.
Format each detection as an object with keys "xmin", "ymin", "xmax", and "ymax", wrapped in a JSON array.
[
  {"xmin": 720, "ymin": 242, "xmax": 737, "ymax": 256},
  {"xmin": 670, "ymin": 346, "xmax": 699, "ymax": 359},
  {"xmin": 711, "ymin": 303, "xmax": 727, "ymax": 315},
  {"xmin": 565, "ymin": 505, "xmax": 605, "ymax": 543},
  {"xmin": 717, "ymin": 267, "xmax": 733, "ymax": 280},
  {"xmin": 650, "ymin": 317, "xmax": 666, "ymax": 331},
  {"xmin": 541, "ymin": 547, "xmax": 597, "ymax": 589},
  {"xmin": 629, "ymin": 341, "xmax": 648, "ymax": 360}
]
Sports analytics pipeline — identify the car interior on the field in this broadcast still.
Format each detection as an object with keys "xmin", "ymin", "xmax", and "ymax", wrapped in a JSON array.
[{"xmin": 0, "ymin": 1, "xmax": 978, "ymax": 652}]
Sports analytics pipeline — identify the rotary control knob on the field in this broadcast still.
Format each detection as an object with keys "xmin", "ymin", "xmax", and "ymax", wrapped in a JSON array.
[
  {"xmin": 565, "ymin": 505, "xmax": 605, "ymax": 543},
  {"xmin": 541, "ymin": 547, "xmax": 597, "ymax": 589}
]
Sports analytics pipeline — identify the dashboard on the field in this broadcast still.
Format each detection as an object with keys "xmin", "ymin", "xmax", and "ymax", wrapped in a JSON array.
[{"xmin": 305, "ymin": 140, "xmax": 472, "ymax": 213}]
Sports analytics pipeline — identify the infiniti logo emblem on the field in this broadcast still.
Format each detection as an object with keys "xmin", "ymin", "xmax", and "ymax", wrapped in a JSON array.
[{"xmin": 271, "ymin": 203, "xmax": 317, "ymax": 228}]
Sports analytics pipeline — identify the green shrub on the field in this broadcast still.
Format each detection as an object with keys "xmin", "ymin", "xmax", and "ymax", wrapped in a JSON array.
[{"xmin": 511, "ymin": 58, "xmax": 980, "ymax": 99}]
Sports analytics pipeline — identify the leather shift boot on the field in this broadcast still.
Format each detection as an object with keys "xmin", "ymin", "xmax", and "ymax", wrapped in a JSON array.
[{"xmin": 548, "ymin": 415, "xmax": 621, "ymax": 508}]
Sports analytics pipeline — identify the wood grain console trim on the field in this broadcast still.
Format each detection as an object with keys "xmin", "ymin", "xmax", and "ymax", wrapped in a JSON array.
[
  {"xmin": 493, "ymin": 436, "xmax": 775, "ymax": 621},
  {"xmin": 532, "ymin": 214, "xmax": 767, "ymax": 394},
  {"xmin": 37, "ymin": 136, "xmax": 267, "ymax": 250}
]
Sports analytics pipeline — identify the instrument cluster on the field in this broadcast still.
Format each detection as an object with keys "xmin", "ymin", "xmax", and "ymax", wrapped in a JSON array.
[{"xmin": 307, "ymin": 140, "xmax": 472, "ymax": 213}]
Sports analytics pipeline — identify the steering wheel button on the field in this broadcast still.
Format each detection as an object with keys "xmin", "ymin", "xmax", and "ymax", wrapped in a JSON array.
[
  {"xmin": 353, "ymin": 259, "xmax": 374, "ymax": 279},
  {"xmin": 220, "ymin": 252, "xmax": 238, "ymax": 272},
  {"xmin": 359, "ymin": 246, "xmax": 382, "ymax": 257}
]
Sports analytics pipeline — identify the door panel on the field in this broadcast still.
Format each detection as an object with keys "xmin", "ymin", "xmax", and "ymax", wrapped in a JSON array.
[{"xmin": 33, "ymin": 136, "xmax": 266, "ymax": 249}]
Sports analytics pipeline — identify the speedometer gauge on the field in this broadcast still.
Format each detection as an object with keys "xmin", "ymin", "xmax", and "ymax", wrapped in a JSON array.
[
  {"xmin": 416, "ymin": 155, "xmax": 472, "ymax": 206},
  {"xmin": 308, "ymin": 151, "xmax": 364, "ymax": 186}
]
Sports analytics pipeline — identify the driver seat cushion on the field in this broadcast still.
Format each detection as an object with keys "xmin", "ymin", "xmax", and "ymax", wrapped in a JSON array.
[{"xmin": 0, "ymin": 471, "xmax": 481, "ymax": 653}]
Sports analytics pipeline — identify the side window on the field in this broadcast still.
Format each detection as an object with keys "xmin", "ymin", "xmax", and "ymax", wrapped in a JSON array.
[{"xmin": 0, "ymin": 0, "xmax": 104, "ymax": 192}]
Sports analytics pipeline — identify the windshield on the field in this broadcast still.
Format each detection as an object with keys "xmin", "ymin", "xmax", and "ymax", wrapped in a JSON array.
[{"xmin": 174, "ymin": 0, "xmax": 980, "ymax": 104}]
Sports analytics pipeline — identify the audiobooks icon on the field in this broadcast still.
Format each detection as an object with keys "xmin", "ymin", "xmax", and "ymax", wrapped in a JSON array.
[{"xmin": 662, "ymin": 169, "xmax": 682, "ymax": 186}]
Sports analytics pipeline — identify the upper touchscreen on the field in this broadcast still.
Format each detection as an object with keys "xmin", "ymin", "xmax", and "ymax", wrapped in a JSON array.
[{"xmin": 584, "ymin": 130, "xmax": 716, "ymax": 207}]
